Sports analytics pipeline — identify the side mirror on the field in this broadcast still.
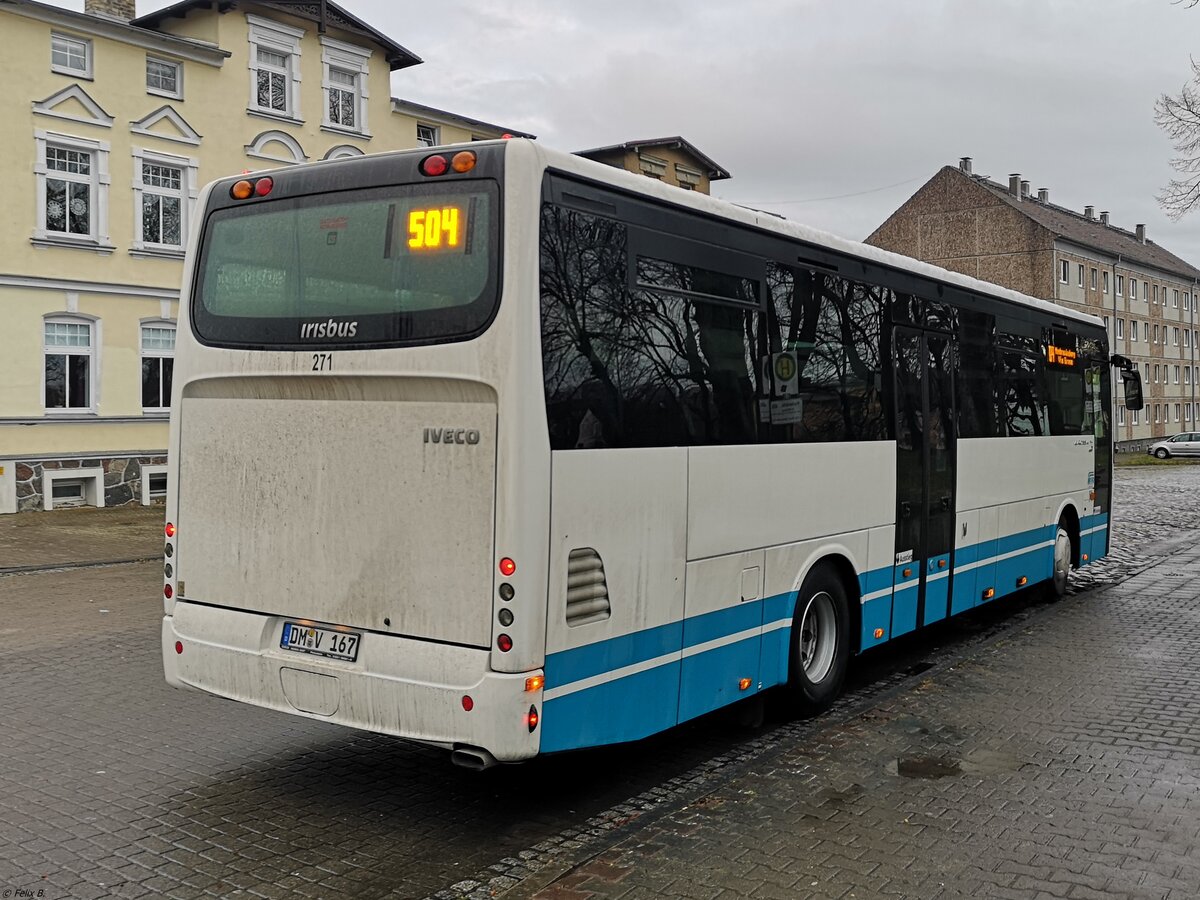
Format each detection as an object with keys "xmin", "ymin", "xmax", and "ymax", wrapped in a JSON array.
[{"xmin": 1121, "ymin": 369, "xmax": 1144, "ymax": 411}]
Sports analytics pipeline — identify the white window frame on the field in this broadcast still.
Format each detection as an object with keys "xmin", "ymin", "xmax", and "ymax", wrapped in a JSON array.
[
  {"xmin": 146, "ymin": 56, "xmax": 183, "ymax": 100},
  {"xmin": 139, "ymin": 320, "xmax": 176, "ymax": 413},
  {"xmin": 43, "ymin": 315, "xmax": 99, "ymax": 414},
  {"xmin": 320, "ymin": 36, "xmax": 371, "ymax": 137},
  {"xmin": 1116, "ymin": 318, "xmax": 1124, "ymax": 339},
  {"xmin": 1077, "ymin": 264, "xmax": 1084, "ymax": 288},
  {"xmin": 1131, "ymin": 320, "xmax": 1138, "ymax": 342},
  {"xmin": 51, "ymin": 32, "xmax": 92, "ymax": 79},
  {"xmin": 1176, "ymin": 403, "xmax": 1182, "ymax": 423},
  {"xmin": 140, "ymin": 464, "xmax": 169, "ymax": 505},
  {"xmin": 1118, "ymin": 405, "xmax": 1126, "ymax": 426},
  {"xmin": 1186, "ymin": 367, "xmax": 1192, "ymax": 385},
  {"xmin": 1174, "ymin": 289, "xmax": 1180, "ymax": 307},
  {"xmin": 1060, "ymin": 259, "xmax": 1069, "ymax": 284},
  {"xmin": 416, "ymin": 123, "xmax": 440, "ymax": 147},
  {"xmin": 1132, "ymin": 408, "xmax": 1140, "ymax": 426},
  {"xmin": 1117, "ymin": 274, "xmax": 1124, "ymax": 296},
  {"xmin": 1173, "ymin": 326, "xmax": 1181, "ymax": 346},
  {"xmin": 1130, "ymin": 278, "xmax": 1137, "ymax": 300},
  {"xmin": 131, "ymin": 147, "xmax": 198, "ymax": 258},
  {"xmin": 1091, "ymin": 268, "xmax": 1097, "ymax": 290},
  {"xmin": 247, "ymin": 14, "xmax": 304, "ymax": 123},
  {"xmin": 1174, "ymin": 365, "xmax": 1181, "ymax": 384},
  {"xmin": 1103, "ymin": 271, "xmax": 1110, "ymax": 294},
  {"xmin": 33, "ymin": 130, "xmax": 112, "ymax": 250}
]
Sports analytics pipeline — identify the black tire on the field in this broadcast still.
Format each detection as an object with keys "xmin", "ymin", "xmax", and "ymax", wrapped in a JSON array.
[
  {"xmin": 1045, "ymin": 522, "xmax": 1072, "ymax": 602},
  {"xmin": 1155, "ymin": 448, "xmax": 1170, "ymax": 459},
  {"xmin": 785, "ymin": 564, "xmax": 851, "ymax": 717}
]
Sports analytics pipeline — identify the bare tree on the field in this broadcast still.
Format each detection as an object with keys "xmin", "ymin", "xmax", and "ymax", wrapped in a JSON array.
[{"xmin": 1156, "ymin": 57, "xmax": 1200, "ymax": 218}]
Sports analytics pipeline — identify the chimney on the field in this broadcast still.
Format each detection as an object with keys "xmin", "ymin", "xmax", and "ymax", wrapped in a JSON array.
[
  {"xmin": 1136, "ymin": 224, "xmax": 1146, "ymax": 243},
  {"xmin": 1009, "ymin": 174, "xmax": 1021, "ymax": 199},
  {"xmin": 1100, "ymin": 211, "xmax": 1109, "ymax": 226},
  {"xmin": 1084, "ymin": 205, "xmax": 1095, "ymax": 220},
  {"xmin": 959, "ymin": 157, "xmax": 972, "ymax": 174},
  {"xmin": 1037, "ymin": 187, "xmax": 1049, "ymax": 203},
  {"xmin": 84, "ymin": 0, "xmax": 136, "ymax": 20}
]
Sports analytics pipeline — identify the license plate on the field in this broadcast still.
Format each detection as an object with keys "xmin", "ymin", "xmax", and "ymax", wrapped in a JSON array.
[{"xmin": 280, "ymin": 622, "xmax": 361, "ymax": 662}]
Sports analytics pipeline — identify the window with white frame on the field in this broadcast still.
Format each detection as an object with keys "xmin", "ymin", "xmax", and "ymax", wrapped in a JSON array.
[
  {"xmin": 1103, "ymin": 315, "xmax": 1110, "ymax": 332},
  {"xmin": 1174, "ymin": 289, "xmax": 1180, "ymax": 307},
  {"xmin": 1132, "ymin": 407, "xmax": 1140, "ymax": 426},
  {"xmin": 1103, "ymin": 271, "xmax": 1110, "ymax": 294},
  {"xmin": 1154, "ymin": 324, "xmax": 1159, "ymax": 344},
  {"xmin": 1060, "ymin": 260, "xmax": 1069, "ymax": 283},
  {"xmin": 132, "ymin": 149, "xmax": 197, "ymax": 254},
  {"xmin": 35, "ymin": 132, "xmax": 110, "ymax": 246},
  {"xmin": 146, "ymin": 57, "xmax": 182, "ymax": 99},
  {"xmin": 44, "ymin": 318, "xmax": 94, "ymax": 411},
  {"xmin": 1118, "ymin": 405, "xmax": 1125, "ymax": 426},
  {"xmin": 1143, "ymin": 281, "xmax": 1148, "ymax": 300},
  {"xmin": 1187, "ymin": 404, "xmax": 1192, "ymax": 422},
  {"xmin": 416, "ymin": 123, "xmax": 439, "ymax": 147},
  {"xmin": 1186, "ymin": 329, "xmax": 1192, "ymax": 349},
  {"xmin": 1144, "ymin": 362, "xmax": 1150, "ymax": 381},
  {"xmin": 247, "ymin": 15, "xmax": 304, "ymax": 120},
  {"xmin": 1187, "ymin": 367, "xmax": 1192, "ymax": 385},
  {"xmin": 1077, "ymin": 264, "xmax": 1084, "ymax": 287},
  {"xmin": 51, "ymin": 33, "xmax": 91, "ymax": 78},
  {"xmin": 320, "ymin": 37, "xmax": 370, "ymax": 135},
  {"xmin": 1091, "ymin": 268, "xmax": 1098, "ymax": 290},
  {"xmin": 1155, "ymin": 403, "xmax": 1161, "ymax": 424},
  {"xmin": 1131, "ymin": 320, "xmax": 1138, "ymax": 342},
  {"xmin": 1186, "ymin": 293, "xmax": 1192, "ymax": 310},
  {"xmin": 1176, "ymin": 403, "xmax": 1182, "ymax": 422},
  {"xmin": 1117, "ymin": 274, "xmax": 1124, "ymax": 296},
  {"xmin": 1154, "ymin": 364, "xmax": 1160, "ymax": 383},
  {"xmin": 1130, "ymin": 278, "xmax": 1138, "ymax": 299},
  {"xmin": 1175, "ymin": 365, "xmax": 1181, "ymax": 384},
  {"xmin": 1174, "ymin": 326, "xmax": 1181, "ymax": 346},
  {"xmin": 1116, "ymin": 318, "xmax": 1124, "ymax": 339},
  {"xmin": 140, "ymin": 323, "xmax": 175, "ymax": 410},
  {"xmin": 1154, "ymin": 284, "xmax": 1159, "ymax": 303}
]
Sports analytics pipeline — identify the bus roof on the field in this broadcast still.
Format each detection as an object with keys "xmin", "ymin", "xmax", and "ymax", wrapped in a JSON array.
[{"xmin": 526, "ymin": 141, "xmax": 1105, "ymax": 331}]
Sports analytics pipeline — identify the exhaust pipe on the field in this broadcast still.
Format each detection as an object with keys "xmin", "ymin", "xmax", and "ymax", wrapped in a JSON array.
[{"xmin": 451, "ymin": 745, "xmax": 499, "ymax": 770}]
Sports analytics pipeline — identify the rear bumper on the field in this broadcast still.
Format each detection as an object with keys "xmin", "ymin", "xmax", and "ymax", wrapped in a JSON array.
[{"xmin": 162, "ymin": 600, "xmax": 542, "ymax": 762}]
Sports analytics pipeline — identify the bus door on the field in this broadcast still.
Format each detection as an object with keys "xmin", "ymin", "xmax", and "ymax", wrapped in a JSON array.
[{"xmin": 892, "ymin": 327, "xmax": 957, "ymax": 635}]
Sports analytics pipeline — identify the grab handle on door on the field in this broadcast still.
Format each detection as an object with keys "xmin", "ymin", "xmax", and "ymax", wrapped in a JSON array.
[{"xmin": 900, "ymin": 501, "xmax": 912, "ymax": 518}]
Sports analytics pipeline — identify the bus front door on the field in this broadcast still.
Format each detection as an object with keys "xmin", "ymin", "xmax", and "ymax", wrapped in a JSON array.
[{"xmin": 892, "ymin": 328, "xmax": 957, "ymax": 636}]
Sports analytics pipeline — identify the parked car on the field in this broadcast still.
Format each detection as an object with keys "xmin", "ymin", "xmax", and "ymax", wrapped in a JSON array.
[{"xmin": 1148, "ymin": 432, "xmax": 1200, "ymax": 458}]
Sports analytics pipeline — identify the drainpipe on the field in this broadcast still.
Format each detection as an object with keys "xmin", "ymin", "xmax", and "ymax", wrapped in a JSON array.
[{"xmin": 1113, "ymin": 255, "xmax": 1120, "ymax": 447}]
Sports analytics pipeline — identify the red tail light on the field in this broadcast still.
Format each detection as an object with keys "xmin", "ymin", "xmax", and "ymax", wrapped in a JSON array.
[
  {"xmin": 497, "ymin": 634, "xmax": 513, "ymax": 653},
  {"xmin": 526, "ymin": 705, "xmax": 539, "ymax": 732},
  {"xmin": 499, "ymin": 557, "xmax": 516, "ymax": 577},
  {"xmin": 164, "ymin": 584, "xmax": 173, "ymax": 599},
  {"xmin": 164, "ymin": 522, "xmax": 176, "ymax": 538},
  {"xmin": 420, "ymin": 155, "xmax": 448, "ymax": 176},
  {"xmin": 174, "ymin": 641, "xmax": 183, "ymax": 655},
  {"xmin": 461, "ymin": 695, "xmax": 474, "ymax": 712}
]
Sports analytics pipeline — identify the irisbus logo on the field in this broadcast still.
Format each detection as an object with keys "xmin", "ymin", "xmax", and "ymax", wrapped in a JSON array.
[{"xmin": 300, "ymin": 318, "xmax": 358, "ymax": 339}]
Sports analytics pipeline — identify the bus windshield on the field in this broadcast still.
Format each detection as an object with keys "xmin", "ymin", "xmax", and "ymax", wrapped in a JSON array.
[{"xmin": 192, "ymin": 180, "xmax": 500, "ymax": 348}]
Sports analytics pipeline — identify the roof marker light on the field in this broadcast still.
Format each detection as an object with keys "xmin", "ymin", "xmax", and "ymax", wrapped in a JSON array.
[
  {"xmin": 254, "ymin": 176, "xmax": 273, "ymax": 196},
  {"xmin": 451, "ymin": 151, "xmax": 476, "ymax": 173},
  {"xmin": 420, "ymin": 154, "xmax": 448, "ymax": 176},
  {"xmin": 231, "ymin": 180, "xmax": 253, "ymax": 200}
]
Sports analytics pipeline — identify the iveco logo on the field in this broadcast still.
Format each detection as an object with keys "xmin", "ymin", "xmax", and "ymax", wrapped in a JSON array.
[
  {"xmin": 299, "ymin": 318, "xmax": 358, "ymax": 339},
  {"xmin": 424, "ymin": 428, "xmax": 481, "ymax": 445}
]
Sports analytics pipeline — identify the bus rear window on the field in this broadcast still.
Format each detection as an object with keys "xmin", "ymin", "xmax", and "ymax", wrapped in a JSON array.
[{"xmin": 192, "ymin": 181, "xmax": 499, "ymax": 348}]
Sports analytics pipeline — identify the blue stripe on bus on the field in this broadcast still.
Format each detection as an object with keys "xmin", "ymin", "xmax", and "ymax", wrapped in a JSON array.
[
  {"xmin": 541, "ymin": 518, "xmax": 1091, "ymax": 751},
  {"xmin": 543, "ymin": 620, "xmax": 682, "ymax": 689}
]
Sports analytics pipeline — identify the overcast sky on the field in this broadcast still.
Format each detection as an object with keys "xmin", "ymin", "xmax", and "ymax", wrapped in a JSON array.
[{"xmin": 47, "ymin": 0, "xmax": 1200, "ymax": 255}]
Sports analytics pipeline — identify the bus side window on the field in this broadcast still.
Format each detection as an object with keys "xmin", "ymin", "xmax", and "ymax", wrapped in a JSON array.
[{"xmin": 765, "ymin": 263, "xmax": 887, "ymax": 443}]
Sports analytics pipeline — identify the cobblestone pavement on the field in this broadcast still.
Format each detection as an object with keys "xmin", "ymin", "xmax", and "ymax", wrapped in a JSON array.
[
  {"xmin": 0, "ymin": 505, "xmax": 163, "ymax": 572},
  {"xmin": 0, "ymin": 465, "xmax": 1197, "ymax": 900}
]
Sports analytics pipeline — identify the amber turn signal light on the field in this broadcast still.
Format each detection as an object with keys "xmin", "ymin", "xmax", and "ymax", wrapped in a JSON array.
[
  {"xmin": 230, "ymin": 180, "xmax": 253, "ymax": 199},
  {"xmin": 451, "ymin": 151, "xmax": 477, "ymax": 173},
  {"xmin": 525, "ymin": 675, "xmax": 544, "ymax": 693}
]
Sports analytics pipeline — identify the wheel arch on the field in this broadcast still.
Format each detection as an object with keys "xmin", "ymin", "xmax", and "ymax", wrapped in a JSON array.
[
  {"xmin": 789, "ymin": 548, "xmax": 863, "ymax": 657},
  {"xmin": 1051, "ymin": 500, "xmax": 1082, "ymax": 568}
]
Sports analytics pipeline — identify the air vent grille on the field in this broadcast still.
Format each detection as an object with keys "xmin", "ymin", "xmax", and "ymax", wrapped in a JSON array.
[{"xmin": 566, "ymin": 548, "xmax": 610, "ymax": 626}]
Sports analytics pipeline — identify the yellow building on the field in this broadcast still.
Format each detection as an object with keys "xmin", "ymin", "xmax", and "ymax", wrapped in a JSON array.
[
  {"xmin": 0, "ymin": 0, "xmax": 530, "ymax": 513},
  {"xmin": 575, "ymin": 137, "xmax": 731, "ymax": 195}
]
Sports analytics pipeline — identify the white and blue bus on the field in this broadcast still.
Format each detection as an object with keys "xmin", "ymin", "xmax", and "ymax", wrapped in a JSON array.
[{"xmin": 161, "ymin": 139, "xmax": 1142, "ymax": 768}]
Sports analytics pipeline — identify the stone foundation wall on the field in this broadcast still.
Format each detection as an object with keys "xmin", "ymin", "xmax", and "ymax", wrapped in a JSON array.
[{"xmin": 14, "ymin": 456, "xmax": 167, "ymax": 512}]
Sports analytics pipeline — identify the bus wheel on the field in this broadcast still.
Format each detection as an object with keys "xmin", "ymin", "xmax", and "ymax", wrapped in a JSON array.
[
  {"xmin": 1047, "ymin": 522, "xmax": 1072, "ymax": 601},
  {"xmin": 786, "ymin": 564, "xmax": 850, "ymax": 717}
]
